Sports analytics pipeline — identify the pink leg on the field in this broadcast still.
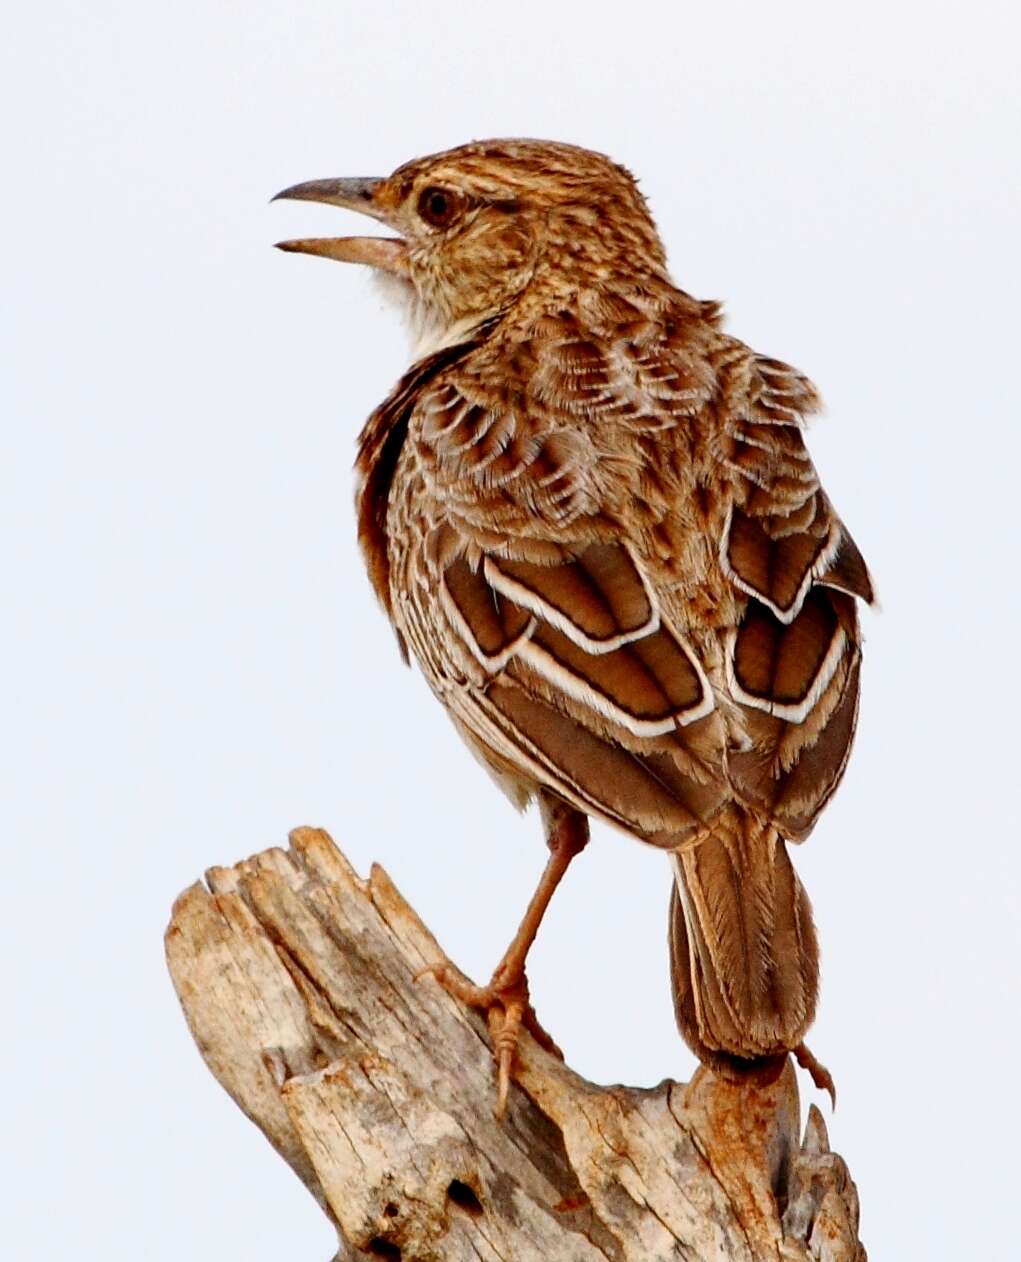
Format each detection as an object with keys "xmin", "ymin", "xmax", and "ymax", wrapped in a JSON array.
[
  {"xmin": 793, "ymin": 1043, "xmax": 837, "ymax": 1108},
  {"xmin": 418, "ymin": 794, "xmax": 589, "ymax": 1117}
]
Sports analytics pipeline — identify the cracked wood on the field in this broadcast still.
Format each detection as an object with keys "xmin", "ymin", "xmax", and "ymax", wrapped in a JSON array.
[{"xmin": 166, "ymin": 827, "xmax": 866, "ymax": 1261}]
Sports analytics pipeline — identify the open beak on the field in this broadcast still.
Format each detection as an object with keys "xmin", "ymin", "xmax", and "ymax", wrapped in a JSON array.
[{"xmin": 272, "ymin": 177, "xmax": 409, "ymax": 277}]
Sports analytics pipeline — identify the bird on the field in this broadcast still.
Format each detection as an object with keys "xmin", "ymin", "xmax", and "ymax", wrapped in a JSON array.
[{"xmin": 273, "ymin": 139, "xmax": 874, "ymax": 1116}]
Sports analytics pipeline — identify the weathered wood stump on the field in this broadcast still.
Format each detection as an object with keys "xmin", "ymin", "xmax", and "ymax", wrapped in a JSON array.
[{"xmin": 166, "ymin": 827, "xmax": 865, "ymax": 1260}]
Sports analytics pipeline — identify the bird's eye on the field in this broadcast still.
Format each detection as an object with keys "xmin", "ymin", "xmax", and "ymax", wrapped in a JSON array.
[{"xmin": 417, "ymin": 186, "xmax": 458, "ymax": 228}]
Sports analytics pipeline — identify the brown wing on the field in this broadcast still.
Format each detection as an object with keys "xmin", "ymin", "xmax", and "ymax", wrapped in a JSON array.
[
  {"xmin": 718, "ymin": 355, "xmax": 875, "ymax": 839},
  {"xmin": 388, "ymin": 310, "xmax": 733, "ymax": 846},
  {"xmin": 434, "ymin": 534, "xmax": 729, "ymax": 846},
  {"xmin": 383, "ymin": 315, "xmax": 872, "ymax": 848}
]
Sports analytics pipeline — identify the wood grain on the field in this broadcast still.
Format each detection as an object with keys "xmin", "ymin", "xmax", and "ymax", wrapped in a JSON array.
[{"xmin": 166, "ymin": 827, "xmax": 865, "ymax": 1261}]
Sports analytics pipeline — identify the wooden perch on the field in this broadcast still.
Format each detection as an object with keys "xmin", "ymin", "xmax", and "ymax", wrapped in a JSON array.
[{"xmin": 165, "ymin": 828, "xmax": 866, "ymax": 1261}]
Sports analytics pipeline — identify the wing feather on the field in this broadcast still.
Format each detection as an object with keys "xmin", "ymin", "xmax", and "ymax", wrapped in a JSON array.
[
  {"xmin": 717, "ymin": 354, "xmax": 874, "ymax": 836},
  {"xmin": 374, "ymin": 316, "xmax": 873, "ymax": 851},
  {"xmin": 485, "ymin": 543, "xmax": 657, "ymax": 652}
]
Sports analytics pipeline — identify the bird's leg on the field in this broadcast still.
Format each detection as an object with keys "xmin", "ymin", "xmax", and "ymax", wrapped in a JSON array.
[
  {"xmin": 793, "ymin": 1042, "xmax": 837, "ymax": 1108},
  {"xmin": 417, "ymin": 794, "xmax": 589, "ymax": 1117}
]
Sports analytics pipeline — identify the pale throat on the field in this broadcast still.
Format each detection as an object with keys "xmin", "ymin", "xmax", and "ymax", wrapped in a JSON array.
[{"xmin": 370, "ymin": 270, "xmax": 488, "ymax": 361}]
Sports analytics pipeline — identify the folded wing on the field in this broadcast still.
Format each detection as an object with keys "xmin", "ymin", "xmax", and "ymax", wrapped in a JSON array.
[
  {"xmin": 392, "ymin": 330, "xmax": 874, "ymax": 850},
  {"xmin": 718, "ymin": 355, "xmax": 875, "ymax": 839}
]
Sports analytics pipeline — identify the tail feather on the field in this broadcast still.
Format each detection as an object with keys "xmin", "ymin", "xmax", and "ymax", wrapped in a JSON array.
[{"xmin": 669, "ymin": 807, "xmax": 818, "ymax": 1071}]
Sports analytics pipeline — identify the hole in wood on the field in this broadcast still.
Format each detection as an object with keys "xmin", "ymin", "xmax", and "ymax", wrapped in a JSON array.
[
  {"xmin": 383, "ymin": 1202, "xmax": 399, "ymax": 1218},
  {"xmin": 446, "ymin": 1179, "xmax": 483, "ymax": 1217},
  {"xmin": 367, "ymin": 1237, "xmax": 401, "ymax": 1260}
]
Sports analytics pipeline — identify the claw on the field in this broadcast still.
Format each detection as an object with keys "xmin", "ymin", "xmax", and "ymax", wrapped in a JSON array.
[
  {"xmin": 411, "ymin": 800, "xmax": 585, "ymax": 1115},
  {"xmin": 415, "ymin": 959, "xmax": 491, "ymax": 1008},
  {"xmin": 414, "ymin": 955, "xmax": 559, "ymax": 1116},
  {"xmin": 492, "ymin": 1003, "xmax": 524, "ymax": 1119},
  {"xmin": 793, "ymin": 1042, "xmax": 837, "ymax": 1109},
  {"xmin": 520, "ymin": 1007, "xmax": 564, "ymax": 1060}
]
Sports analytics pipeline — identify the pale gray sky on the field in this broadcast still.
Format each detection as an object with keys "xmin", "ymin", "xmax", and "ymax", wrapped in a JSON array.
[{"xmin": 3, "ymin": 2, "xmax": 1019, "ymax": 1258}]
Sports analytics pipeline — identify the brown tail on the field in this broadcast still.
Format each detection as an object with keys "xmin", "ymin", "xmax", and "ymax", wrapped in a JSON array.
[{"xmin": 668, "ymin": 807, "xmax": 819, "ymax": 1077}]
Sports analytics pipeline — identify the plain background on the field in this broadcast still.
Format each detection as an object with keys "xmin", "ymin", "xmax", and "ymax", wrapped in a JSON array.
[{"xmin": 3, "ymin": 2, "xmax": 1019, "ymax": 1257}]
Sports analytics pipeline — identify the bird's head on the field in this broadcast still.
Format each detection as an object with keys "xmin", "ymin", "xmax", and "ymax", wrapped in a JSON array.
[{"xmin": 274, "ymin": 138, "xmax": 669, "ymax": 355}]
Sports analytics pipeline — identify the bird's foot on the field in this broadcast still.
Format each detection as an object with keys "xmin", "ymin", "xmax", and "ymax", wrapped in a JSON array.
[
  {"xmin": 793, "ymin": 1042, "xmax": 837, "ymax": 1108},
  {"xmin": 415, "ymin": 959, "xmax": 562, "ymax": 1118}
]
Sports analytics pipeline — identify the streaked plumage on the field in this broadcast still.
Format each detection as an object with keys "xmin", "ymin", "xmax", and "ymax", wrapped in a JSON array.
[{"xmin": 275, "ymin": 139, "xmax": 873, "ymax": 1105}]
